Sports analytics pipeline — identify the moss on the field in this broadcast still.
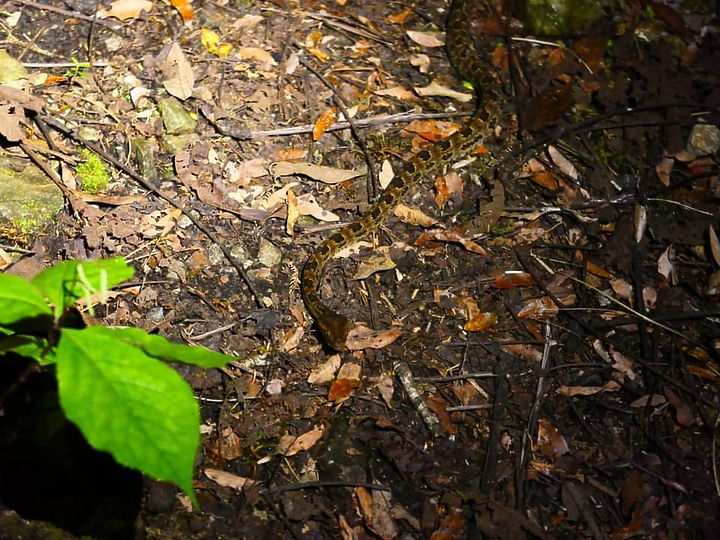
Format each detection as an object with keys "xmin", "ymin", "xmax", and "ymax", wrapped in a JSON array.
[{"xmin": 76, "ymin": 149, "xmax": 109, "ymax": 195}]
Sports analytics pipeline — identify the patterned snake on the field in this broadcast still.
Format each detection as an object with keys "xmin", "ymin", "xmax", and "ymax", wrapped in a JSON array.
[{"xmin": 301, "ymin": 0, "xmax": 499, "ymax": 351}]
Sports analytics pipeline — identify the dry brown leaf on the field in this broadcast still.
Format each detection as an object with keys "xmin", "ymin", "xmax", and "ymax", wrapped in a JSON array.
[
  {"xmin": 375, "ymin": 373, "xmax": 394, "ymax": 407},
  {"xmin": 284, "ymin": 426, "xmax": 325, "ymax": 456},
  {"xmin": 657, "ymin": 246, "xmax": 675, "ymax": 281},
  {"xmin": 374, "ymin": 86, "xmax": 417, "ymax": 100},
  {"xmin": 238, "ymin": 47, "xmax": 277, "ymax": 69},
  {"xmin": 285, "ymin": 189, "xmax": 299, "ymax": 236},
  {"xmin": 406, "ymin": 30, "xmax": 444, "ymax": 48},
  {"xmin": 394, "ymin": 203, "xmax": 438, "ymax": 227},
  {"xmin": 204, "ymin": 469, "xmax": 256, "ymax": 490},
  {"xmin": 307, "ymin": 355, "xmax": 341, "ymax": 385},
  {"xmin": 414, "ymin": 80, "xmax": 472, "ymax": 102},
  {"xmin": 356, "ymin": 486, "xmax": 398, "ymax": 539},
  {"xmin": 500, "ymin": 343, "xmax": 543, "ymax": 363},
  {"xmin": 708, "ymin": 225, "xmax": 720, "ymax": 266},
  {"xmin": 556, "ymin": 381, "xmax": 621, "ymax": 396},
  {"xmin": 491, "ymin": 271, "xmax": 535, "ymax": 289},
  {"xmin": 538, "ymin": 418, "xmax": 569, "ymax": 458},
  {"xmin": 353, "ymin": 248, "xmax": 396, "ymax": 280},
  {"xmin": 416, "ymin": 228, "xmax": 487, "ymax": 254},
  {"xmin": 655, "ymin": 156, "xmax": 674, "ymax": 186},
  {"xmin": 97, "ymin": 0, "xmax": 153, "ymax": 20},
  {"xmin": 271, "ymin": 161, "xmax": 363, "ymax": 184},
  {"xmin": 296, "ymin": 193, "xmax": 340, "ymax": 222},
  {"xmin": 346, "ymin": 324, "xmax": 402, "ymax": 350},
  {"xmin": 161, "ymin": 42, "xmax": 194, "ymax": 99}
]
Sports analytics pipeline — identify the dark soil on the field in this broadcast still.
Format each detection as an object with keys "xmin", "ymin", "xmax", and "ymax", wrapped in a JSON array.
[{"xmin": 1, "ymin": 0, "xmax": 719, "ymax": 538}]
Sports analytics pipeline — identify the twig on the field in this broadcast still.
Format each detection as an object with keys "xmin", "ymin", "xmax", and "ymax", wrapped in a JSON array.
[{"xmin": 8, "ymin": 0, "xmax": 120, "ymax": 28}]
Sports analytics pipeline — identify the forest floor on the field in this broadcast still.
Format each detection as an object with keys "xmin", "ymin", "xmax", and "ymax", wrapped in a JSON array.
[{"xmin": 0, "ymin": 0, "xmax": 719, "ymax": 538}]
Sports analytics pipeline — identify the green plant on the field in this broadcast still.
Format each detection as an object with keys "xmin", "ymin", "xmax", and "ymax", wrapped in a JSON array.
[
  {"xmin": 64, "ymin": 57, "xmax": 90, "ymax": 79},
  {"xmin": 0, "ymin": 258, "xmax": 233, "ymax": 505}
]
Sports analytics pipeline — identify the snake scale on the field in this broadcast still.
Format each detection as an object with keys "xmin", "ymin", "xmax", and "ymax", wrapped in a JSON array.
[{"xmin": 301, "ymin": 0, "xmax": 499, "ymax": 351}]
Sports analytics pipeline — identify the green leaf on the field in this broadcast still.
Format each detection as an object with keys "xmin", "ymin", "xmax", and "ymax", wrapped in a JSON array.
[
  {"xmin": 89, "ymin": 326, "xmax": 234, "ymax": 368},
  {"xmin": 0, "ymin": 334, "xmax": 50, "ymax": 363},
  {"xmin": 56, "ymin": 327, "xmax": 200, "ymax": 504},
  {"xmin": 0, "ymin": 274, "xmax": 53, "ymax": 325},
  {"xmin": 32, "ymin": 258, "xmax": 134, "ymax": 317}
]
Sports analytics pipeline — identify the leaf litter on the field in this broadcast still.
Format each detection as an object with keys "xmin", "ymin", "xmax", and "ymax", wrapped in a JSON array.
[{"xmin": 0, "ymin": 0, "xmax": 719, "ymax": 538}]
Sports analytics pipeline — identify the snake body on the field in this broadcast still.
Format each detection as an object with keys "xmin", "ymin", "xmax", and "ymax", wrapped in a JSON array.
[{"xmin": 301, "ymin": 0, "xmax": 498, "ymax": 351}]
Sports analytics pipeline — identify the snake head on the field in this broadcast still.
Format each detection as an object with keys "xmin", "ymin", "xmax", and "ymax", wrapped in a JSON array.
[{"xmin": 316, "ymin": 313, "xmax": 350, "ymax": 352}]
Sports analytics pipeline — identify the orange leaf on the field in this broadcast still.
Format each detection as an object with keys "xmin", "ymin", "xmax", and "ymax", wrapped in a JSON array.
[
  {"xmin": 169, "ymin": 0, "xmax": 193, "ymax": 23},
  {"xmin": 464, "ymin": 312, "xmax": 497, "ymax": 331},
  {"xmin": 490, "ymin": 271, "xmax": 535, "ymax": 289},
  {"xmin": 328, "ymin": 378, "xmax": 361, "ymax": 401},
  {"xmin": 386, "ymin": 7, "xmax": 413, "ymax": 24},
  {"xmin": 312, "ymin": 107, "xmax": 337, "ymax": 141}
]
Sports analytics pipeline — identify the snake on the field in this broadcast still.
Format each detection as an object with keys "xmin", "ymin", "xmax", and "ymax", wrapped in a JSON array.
[{"xmin": 301, "ymin": 0, "xmax": 499, "ymax": 351}]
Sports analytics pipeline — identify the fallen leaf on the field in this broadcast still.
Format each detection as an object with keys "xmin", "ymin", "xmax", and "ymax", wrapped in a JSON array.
[
  {"xmin": 386, "ymin": 7, "xmax": 413, "ymax": 24},
  {"xmin": 464, "ymin": 312, "xmax": 497, "ymax": 331},
  {"xmin": 353, "ymin": 248, "xmax": 397, "ymax": 280},
  {"xmin": 313, "ymin": 107, "xmax": 338, "ymax": 141},
  {"xmin": 416, "ymin": 228, "xmax": 487, "ymax": 254},
  {"xmin": 538, "ymin": 418, "xmax": 569, "ymax": 458},
  {"xmin": 284, "ymin": 426, "xmax": 325, "ymax": 456},
  {"xmin": 556, "ymin": 381, "xmax": 621, "ymax": 396},
  {"xmin": 169, "ymin": 0, "xmax": 193, "ymax": 24},
  {"xmin": 308, "ymin": 355, "xmax": 341, "ymax": 385},
  {"xmin": 161, "ymin": 42, "xmax": 194, "ymax": 99},
  {"xmin": 271, "ymin": 161, "xmax": 364, "ymax": 184},
  {"xmin": 490, "ymin": 271, "xmax": 535, "ymax": 289},
  {"xmin": 394, "ymin": 203, "xmax": 439, "ymax": 227},
  {"xmin": 406, "ymin": 30, "xmax": 444, "ymax": 48},
  {"xmin": 204, "ymin": 469, "xmax": 256, "ymax": 490},
  {"xmin": 346, "ymin": 324, "xmax": 402, "ymax": 350},
  {"xmin": 97, "ymin": 0, "xmax": 153, "ymax": 20}
]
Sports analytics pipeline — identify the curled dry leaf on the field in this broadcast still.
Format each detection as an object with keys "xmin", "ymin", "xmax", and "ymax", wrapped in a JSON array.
[
  {"xmin": 313, "ymin": 107, "xmax": 338, "ymax": 141},
  {"xmin": 394, "ymin": 203, "xmax": 439, "ymax": 228},
  {"xmin": 271, "ymin": 161, "xmax": 364, "ymax": 184},
  {"xmin": 386, "ymin": 7, "xmax": 414, "ymax": 24},
  {"xmin": 296, "ymin": 193, "xmax": 340, "ymax": 222},
  {"xmin": 657, "ymin": 246, "xmax": 675, "ymax": 281},
  {"xmin": 375, "ymin": 373, "xmax": 394, "ymax": 407},
  {"xmin": 538, "ymin": 418, "xmax": 569, "ymax": 458},
  {"xmin": 414, "ymin": 81, "xmax": 472, "ymax": 102},
  {"xmin": 517, "ymin": 297, "xmax": 557, "ymax": 319},
  {"xmin": 204, "ymin": 469, "xmax": 256, "ymax": 490},
  {"xmin": 238, "ymin": 47, "xmax": 277, "ymax": 69},
  {"xmin": 416, "ymin": 228, "xmax": 487, "ymax": 255}
]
